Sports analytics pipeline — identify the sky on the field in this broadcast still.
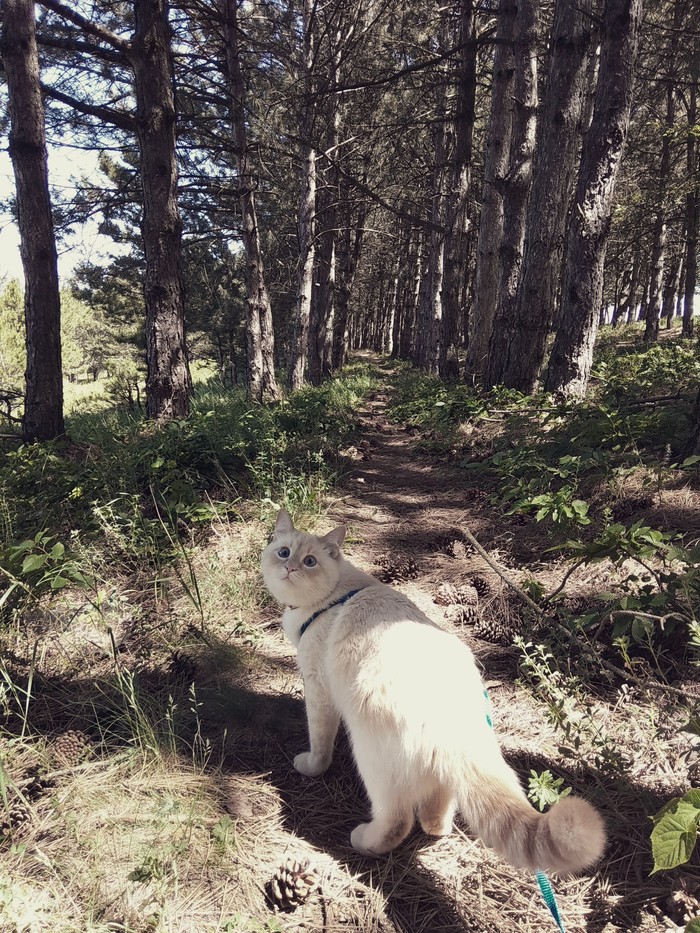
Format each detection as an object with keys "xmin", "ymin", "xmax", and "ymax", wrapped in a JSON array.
[{"xmin": 0, "ymin": 145, "xmax": 121, "ymax": 286}]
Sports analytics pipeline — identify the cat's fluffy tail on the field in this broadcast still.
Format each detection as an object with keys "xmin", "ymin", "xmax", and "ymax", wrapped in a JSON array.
[{"xmin": 457, "ymin": 768, "xmax": 606, "ymax": 875}]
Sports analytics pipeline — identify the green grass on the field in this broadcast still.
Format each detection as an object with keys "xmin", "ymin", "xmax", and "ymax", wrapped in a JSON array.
[{"xmin": 0, "ymin": 363, "xmax": 377, "ymax": 549}]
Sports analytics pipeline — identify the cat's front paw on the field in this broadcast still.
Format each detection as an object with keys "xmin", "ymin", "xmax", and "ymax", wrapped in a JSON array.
[{"xmin": 293, "ymin": 751, "xmax": 330, "ymax": 777}]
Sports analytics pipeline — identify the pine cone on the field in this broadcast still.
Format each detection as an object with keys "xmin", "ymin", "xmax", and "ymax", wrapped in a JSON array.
[
  {"xmin": 437, "ymin": 536, "xmax": 468, "ymax": 559},
  {"xmin": 469, "ymin": 575, "xmax": 492, "ymax": 599},
  {"xmin": 1, "ymin": 799, "xmax": 31, "ymax": 841},
  {"xmin": 434, "ymin": 582, "xmax": 460, "ymax": 605},
  {"xmin": 473, "ymin": 615, "xmax": 515, "ymax": 645},
  {"xmin": 52, "ymin": 729, "xmax": 93, "ymax": 766},
  {"xmin": 445, "ymin": 604, "xmax": 481, "ymax": 626},
  {"xmin": 20, "ymin": 765, "xmax": 54, "ymax": 802},
  {"xmin": 435, "ymin": 582, "xmax": 480, "ymax": 607},
  {"xmin": 403, "ymin": 557, "xmax": 419, "ymax": 580},
  {"xmin": 377, "ymin": 556, "xmax": 420, "ymax": 584},
  {"xmin": 267, "ymin": 858, "xmax": 319, "ymax": 911},
  {"xmin": 463, "ymin": 488, "xmax": 489, "ymax": 501}
]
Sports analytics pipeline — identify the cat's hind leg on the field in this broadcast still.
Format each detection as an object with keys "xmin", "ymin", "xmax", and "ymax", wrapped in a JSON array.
[
  {"xmin": 418, "ymin": 782, "xmax": 455, "ymax": 837},
  {"xmin": 349, "ymin": 742, "xmax": 414, "ymax": 855},
  {"xmin": 350, "ymin": 801, "xmax": 414, "ymax": 856}
]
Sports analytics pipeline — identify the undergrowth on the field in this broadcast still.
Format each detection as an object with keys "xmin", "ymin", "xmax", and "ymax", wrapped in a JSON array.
[
  {"xmin": 387, "ymin": 330, "xmax": 700, "ymax": 882},
  {"xmin": 0, "ymin": 363, "xmax": 376, "ymax": 614},
  {"xmin": 387, "ymin": 335, "xmax": 700, "ymax": 664}
]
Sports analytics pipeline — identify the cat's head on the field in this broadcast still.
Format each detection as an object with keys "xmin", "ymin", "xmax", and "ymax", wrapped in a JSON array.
[{"xmin": 261, "ymin": 508, "xmax": 346, "ymax": 607}]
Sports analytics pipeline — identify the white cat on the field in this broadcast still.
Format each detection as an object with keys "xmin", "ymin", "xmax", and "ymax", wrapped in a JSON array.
[{"xmin": 261, "ymin": 509, "xmax": 606, "ymax": 873}]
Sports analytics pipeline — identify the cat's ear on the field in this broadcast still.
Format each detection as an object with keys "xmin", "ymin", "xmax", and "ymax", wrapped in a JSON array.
[
  {"xmin": 321, "ymin": 525, "xmax": 346, "ymax": 558},
  {"xmin": 274, "ymin": 508, "xmax": 295, "ymax": 537}
]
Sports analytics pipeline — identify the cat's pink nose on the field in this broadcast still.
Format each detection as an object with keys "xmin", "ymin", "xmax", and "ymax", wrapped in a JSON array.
[{"xmin": 285, "ymin": 565, "xmax": 297, "ymax": 576}]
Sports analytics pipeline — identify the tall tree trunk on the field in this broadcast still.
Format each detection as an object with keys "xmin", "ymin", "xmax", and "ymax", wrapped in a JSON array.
[
  {"xmin": 467, "ymin": 0, "xmax": 516, "ymax": 379},
  {"xmin": 308, "ymin": 184, "xmax": 337, "ymax": 384},
  {"xmin": 222, "ymin": 0, "xmax": 280, "ymax": 402},
  {"xmin": 288, "ymin": 0, "xmax": 316, "ymax": 390},
  {"xmin": 644, "ymin": 24, "xmax": 679, "ymax": 345},
  {"xmin": 399, "ymin": 231, "xmax": 423, "ymax": 361},
  {"xmin": 614, "ymin": 248, "xmax": 640, "ymax": 325},
  {"xmin": 417, "ymin": 111, "xmax": 447, "ymax": 375},
  {"xmin": 662, "ymin": 253, "xmax": 681, "ymax": 329},
  {"xmin": 308, "ymin": 67, "xmax": 340, "ymax": 385},
  {"xmin": 545, "ymin": 0, "xmax": 643, "ymax": 397},
  {"xmin": 333, "ymin": 184, "xmax": 366, "ymax": 370},
  {"xmin": 484, "ymin": 0, "xmax": 539, "ymax": 389},
  {"xmin": 132, "ymin": 0, "xmax": 192, "ymax": 420},
  {"xmin": 1, "ymin": 0, "xmax": 64, "ymax": 442},
  {"xmin": 496, "ymin": 0, "xmax": 593, "ymax": 391},
  {"xmin": 683, "ymin": 76, "xmax": 698, "ymax": 338},
  {"xmin": 440, "ymin": 0, "xmax": 477, "ymax": 381}
]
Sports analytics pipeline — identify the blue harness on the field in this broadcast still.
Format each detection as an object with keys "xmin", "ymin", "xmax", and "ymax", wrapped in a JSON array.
[{"xmin": 298, "ymin": 588, "xmax": 364, "ymax": 638}]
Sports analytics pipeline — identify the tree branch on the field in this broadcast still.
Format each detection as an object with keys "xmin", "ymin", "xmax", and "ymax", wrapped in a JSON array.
[
  {"xmin": 38, "ymin": 0, "xmax": 131, "ymax": 54},
  {"xmin": 36, "ymin": 31, "xmax": 128, "ymax": 66},
  {"xmin": 41, "ymin": 81, "xmax": 135, "ymax": 132}
]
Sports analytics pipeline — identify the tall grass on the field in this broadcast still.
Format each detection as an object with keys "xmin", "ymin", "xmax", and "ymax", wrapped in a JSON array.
[{"xmin": 0, "ymin": 363, "xmax": 377, "ymax": 552}]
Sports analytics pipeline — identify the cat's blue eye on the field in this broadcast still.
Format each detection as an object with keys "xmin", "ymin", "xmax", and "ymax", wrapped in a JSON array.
[
  {"xmin": 303, "ymin": 555, "xmax": 317, "ymax": 568},
  {"xmin": 277, "ymin": 547, "xmax": 290, "ymax": 559}
]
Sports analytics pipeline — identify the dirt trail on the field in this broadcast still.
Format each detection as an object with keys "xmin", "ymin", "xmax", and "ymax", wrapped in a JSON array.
[{"xmin": 222, "ymin": 385, "xmax": 690, "ymax": 933}]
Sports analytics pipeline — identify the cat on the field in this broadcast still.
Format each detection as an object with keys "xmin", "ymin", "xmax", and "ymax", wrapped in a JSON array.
[{"xmin": 261, "ymin": 508, "xmax": 606, "ymax": 874}]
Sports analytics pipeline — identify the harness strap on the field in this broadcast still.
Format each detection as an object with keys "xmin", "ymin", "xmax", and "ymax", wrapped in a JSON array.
[{"xmin": 299, "ymin": 588, "xmax": 364, "ymax": 638}]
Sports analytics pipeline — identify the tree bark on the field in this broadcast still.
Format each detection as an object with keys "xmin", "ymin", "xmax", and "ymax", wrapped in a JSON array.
[
  {"xmin": 333, "ymin": 182, "xmax": 365, "ymax": 370},
  {"xmin": 132, "ymin": 0, "xmax": 192, "ymax": 420},
  {"xmin": 288, "ymin": 0, "xmax": 317, "ymax": 391},
  {"xmin": 644, "ymin": 23, "xmax": 679, "ymax": 345},
  {"xmin": 467, "ymin": 0, "xmax": 516, "ymax": 380},
  {"xmin": 440, "ymin": 0, "xmax": 477, "ymax": 381},
  {"xmin": 1, "ymin": 0, "xmax": 65, "ymax": 441},
  {"xmin": 682, "ymin": 75, "xmax": 698, "ymax": 338},
  {"xmin": 222, "ymin": 0, "xmax": 280, "ymax": 402},
  {"xmin": 496, "ymin": 0, "xmax": 593, "ymax": 391},
  {"xmin": 484, "ymin": 0, "xmax": 539, "ymax": 389},
  {"xmin": 662, "ymin": 253, "xmax": 681, "ymax": 329},
  {"xmin": 416, "ymin": 107, "xmax": 447, "ymax": 375},
  {"xmin": 309, "ymin": 175, "xmax": 337, "ymax": 385},
  {"xmin": 545, "ymin": 0, "xmax": 643, "ymax": 398},
  {"xmin": 399, "ymin": 231, "xmax": 423, "ymax": 361},
  {"xmin": 614, "ymin": 247, "xmax": 640, "ymax": 325}
]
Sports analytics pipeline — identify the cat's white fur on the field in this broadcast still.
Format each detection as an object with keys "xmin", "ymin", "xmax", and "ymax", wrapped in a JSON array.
[{"xmin": 261, "ymin": 509, "xmax": 606, "ymax": 873}]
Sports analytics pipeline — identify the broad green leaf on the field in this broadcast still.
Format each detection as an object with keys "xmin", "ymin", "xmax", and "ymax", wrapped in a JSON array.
[
  {"xmin": 21, "ymin": 553, "xmax": 47, "ymax": 574},
  {"xmin": 686, "ymin": 918, "xmax": 700, "ymax": 932},
  {"xmin": 50, "ymin": 543, "xmax": 65, "ymax": 559},
  {"xmin": 631, "ymin": 616, "xmax": 654, "ymax": 643},
  {"xmin": 50, "ymin": 576, "xmax": 70, "ymax": 590},
  {"xmin": 650, "ymin": 793, "xmax": 700, "ymax": 873}
]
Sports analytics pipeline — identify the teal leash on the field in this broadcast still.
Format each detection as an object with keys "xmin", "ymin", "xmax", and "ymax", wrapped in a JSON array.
[
  {"xmin": 483, "ymin": 689, "xmax": 565, "ymax": 932},
  {"xmin": 536, "ymin": 870, "xmax": 566, "ymax": 933}
]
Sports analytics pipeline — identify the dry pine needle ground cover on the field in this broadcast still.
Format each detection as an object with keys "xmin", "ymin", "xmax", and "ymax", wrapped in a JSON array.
[{"xmin": 1, "ymin": 374, "xmax": 699, "ymax": 933}]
